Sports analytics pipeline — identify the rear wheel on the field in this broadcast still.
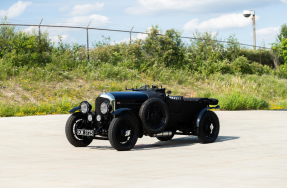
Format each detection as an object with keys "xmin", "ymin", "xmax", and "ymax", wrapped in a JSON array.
[
  {"xmin": 108, "ymin": 113, "xmax": 139, "ymax": 151},
  {"xmin": 65, "ymin": 113, "xmax": 93, "ymax": 147},
  {"xmin": 197, "ymin": 111, "xmax": 220, "ymax": 143}
]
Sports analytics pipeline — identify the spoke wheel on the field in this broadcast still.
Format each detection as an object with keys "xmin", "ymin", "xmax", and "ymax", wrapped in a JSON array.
[
  {"xmin": 108, "ymin": 113, "xmax": 139, "ymax": 151},
  {"xmin": 139, "ymin": 98, "xmax": 169, "ymax": 134},
  {"xmin": 65, "ymin": 112, "xmax": 93, "ymax": 147},
  {"xmin": 197, "ymin": 111, "xmax": 220, "ymax": 143},
  {"xmin": 147, "ymin": 104, "xmax": 166, "ymax": 130}
]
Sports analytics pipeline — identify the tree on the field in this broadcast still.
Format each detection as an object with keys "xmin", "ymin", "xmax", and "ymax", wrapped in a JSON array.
[
  {"xmin": 277, "ymin": 24, "xmax": 287, "ymax": 43},
  {"xmin": 271, "ymin": 23, "xmax": 287, "ymax": 64},
  {"xmin": 281, "ymin": 38, "xmax": 287, "ymax": 64},
  {"xmin": 0, "ymin": 16, "xmax": 16, "ymax": 58}
]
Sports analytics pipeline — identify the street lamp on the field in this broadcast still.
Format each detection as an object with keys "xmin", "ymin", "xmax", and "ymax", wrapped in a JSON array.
[{"xmin": 243, "ymin": 10, "xmax": 256, "ymax": 50}]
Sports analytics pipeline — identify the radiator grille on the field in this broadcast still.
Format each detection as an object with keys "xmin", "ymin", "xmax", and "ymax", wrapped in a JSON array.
[
  {"xmin": 96, "ymin": 97, "xmax": 143, "ymax": 114},
  {"xmin": 116, "ymin": 102, "xmax": 142, "ymax": 112}
]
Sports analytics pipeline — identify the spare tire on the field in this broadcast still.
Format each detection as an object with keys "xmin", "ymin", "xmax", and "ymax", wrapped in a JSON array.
[{"xmin": 139, "ymin": 98, "xmax": 169, "ymax": 134}]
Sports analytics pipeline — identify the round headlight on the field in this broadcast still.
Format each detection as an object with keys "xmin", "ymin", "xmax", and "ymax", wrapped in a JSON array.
[
  {"xmin": 100, "ymin": 102, "xmax": 109, "ymax": 114},
  {"xmin": 96, "ymin": 115, "xmax": 102, "ymax": 122},
  {"xmin": 88, "ymin": 114, "xmax": 93, "ymax": 121},
  {"xmin": 80, "ymin": 102, "xmax": 89, "ymax": 114}
]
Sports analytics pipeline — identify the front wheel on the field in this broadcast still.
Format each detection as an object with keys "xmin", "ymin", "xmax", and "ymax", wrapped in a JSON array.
[
  {"xmin": 108, "ymin": 113, "xmax": 139, "ymax": 151},
  {"xmin": 197, "ymin": 111, "xmax": 220, "ymax": 143},
  {"xmin": 65, "ymin": 113, "xmax": 93, "ymax": 147}
]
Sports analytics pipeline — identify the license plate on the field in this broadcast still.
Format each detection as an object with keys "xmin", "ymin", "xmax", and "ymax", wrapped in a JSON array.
[{"xmin": 77, "ymin": 129, "xmax": 94, "ymax": 136}]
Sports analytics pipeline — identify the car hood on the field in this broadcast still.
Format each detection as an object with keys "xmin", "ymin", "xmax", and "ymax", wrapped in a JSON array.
[{"xmin": 108, "ymin": 91, "xmax": 148, "ymax": 101}]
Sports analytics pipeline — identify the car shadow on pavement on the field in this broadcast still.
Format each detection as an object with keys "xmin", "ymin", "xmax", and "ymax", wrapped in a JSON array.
[
  {"xmin": 215, "ymin": 136, "xmax": 240, "ymax": 143},
  {"xmin": 88, "ymin": 136, "xmax": 239, "ymax": 151},
  {"xmin": 132, "ymin": 136, "xmax": 240, "ymax": 150}
]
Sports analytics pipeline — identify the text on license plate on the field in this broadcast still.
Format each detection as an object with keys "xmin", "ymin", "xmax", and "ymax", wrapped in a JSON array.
[{"xmin": 77, "ymin": 129, "xmax": 94, "ymax": 136}]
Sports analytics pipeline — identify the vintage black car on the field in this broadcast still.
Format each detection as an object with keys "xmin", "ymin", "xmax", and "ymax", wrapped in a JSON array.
[{"xmin": 65, "ymin": 85, "xmax": 220, "ymax": 151}]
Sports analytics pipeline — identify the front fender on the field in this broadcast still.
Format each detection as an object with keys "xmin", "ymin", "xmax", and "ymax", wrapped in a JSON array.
[
  {"xmin": 111, "ymin": 108, "xmax": 132, "ymax": 116},
  {"xmin": 69, "ymin": 106, "xmax": 80, "ymax": 113},
  {"xmin": 111, "ymin": 108, "xmax": 143, "ymax": 138}
]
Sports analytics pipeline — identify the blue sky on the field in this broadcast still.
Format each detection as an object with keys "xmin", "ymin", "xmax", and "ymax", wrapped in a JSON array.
[{"xmin": 0, "ymin": 0, "xmax": 287, "ymax": 48}]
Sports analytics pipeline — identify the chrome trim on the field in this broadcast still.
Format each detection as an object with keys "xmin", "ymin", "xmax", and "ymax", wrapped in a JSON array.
[
  {"xmin": 125, "ymin": 130, "xmax": 131, "ymax": 137},
  {"xmin": 210, "ymin": 124, "xmax": 214, "ymax": 134},
  {"xmin": 99, "ymin": 93, "xmax": 116, "ymax": 112},
  {"xmin": 152, "ymin": 131, "xmax": 173, "ymax": 137},
  {"xmin": 196, "ymin": 105, "xmax": 220, "ymax": 128}
]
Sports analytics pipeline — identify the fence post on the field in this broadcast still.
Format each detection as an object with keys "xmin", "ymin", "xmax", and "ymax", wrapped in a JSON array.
[
  {"xmin": 87, "ymin": 21, "xmax": 91, "ymax": 60},
  {"xmin": 130, "ymin": 26, "xmax": 134, "ymax": 44},
  {"xmin": 260, "ymin": 47, "xmax": 262, "ymax": 64},
  {"xmin": 39, "ymin": 18, "xmax": 43, "ymax": 54},
  {"xmin": 234, "ymin": 42, "xmax": 236, "ymax": 60}
]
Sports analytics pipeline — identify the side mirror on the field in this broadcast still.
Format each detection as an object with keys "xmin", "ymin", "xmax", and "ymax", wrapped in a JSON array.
[{"xmin": 167, "ymin": 91, "xmax": 172, "ymax": 95}]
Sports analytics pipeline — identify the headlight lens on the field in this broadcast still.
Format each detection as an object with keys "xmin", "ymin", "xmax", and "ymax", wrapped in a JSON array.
[
  {"xmin": 96, "ymin": 115, "xmax": 102, "ymax": 122},
  {"xmin": 80, "ymin": 102, "xmax": 89, "ymax": 114},
  {"xmin": 100, "ymin": 102, "xmax": 109, "ymax": 114},
  {"xmin": 88, "ymin": 114, "xmax": 93, "ymax": 121}
]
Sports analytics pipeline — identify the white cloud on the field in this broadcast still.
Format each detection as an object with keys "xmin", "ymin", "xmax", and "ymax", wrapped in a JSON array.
[
  {"xmin": 126, "ymin": 0, "xmax": 279, "ymax": 15},
  {"xmin": 70, "ymin": 3, "xmax": 104, "ymax": 15},
  {"xmin": 112, "ymin": 27, "xmax": 153, "ymax": 44},
  {"xmin": 256, "ymin": 27, "xmax": 280, "ymax": 40},
  {"xmin": 23, "ymin": 26, "xmax": 37, "ymax": 33},
  {"xmin": 22, "ymin": 26, "xmax": 72, "ymax": 43},
  {"xmin": 0, "ymin": 1, "xmax": 32, "ymax": 18},
  {"xmin": 112, "ymin": 38, "xmax": 129, "ymax": 45},
  {"xmin": 183, "ymin": 13, "xmax": 260, "ymax": 32},
  {"xmin": 136, "ymin": 27, "xmax": 153, "ymax": 40},
  {"xmin": 136, "ymin": 33, "xmax": 148, "ymax": 40},
  {"xmin": 281, "ymin": 0, "xmax": 287, "ymax": 3},
  {"xmin": 49, "ymin": 34, "xmax": 69, "ymax": 43},
  {"xmin": 112, "ymin": 35, "xmax": 147, "ymax": 45},
  {"xmin": 67, "ymin": 14, "xmax": 110, "ymax": 27},
  {"xmin": 46, "ymin": 26, "xmax": 78, "ymax": 43},
  {"xmin": 58, "ymin": 3, "xmax": 110, "ymax": 28}
]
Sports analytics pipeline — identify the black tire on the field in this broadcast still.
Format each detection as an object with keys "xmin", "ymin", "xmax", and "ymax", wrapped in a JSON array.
[
  {"xmin": 197, "ymin": 111, "xmax": 220, "ymax": 143},
  {"xmin": 108, "ymin": 113, "xmax": 139, "ymax": 151},
  {"xmin": 139, "ymin": 98, "xmax": 169, "ymax": 134},
  {"xmin": 65, "ymin": 113, "xmax": 93, "ymax": 147},
  {"xmin": 156, "ymin": 131, "xmax": 175, "ymax": 141}
]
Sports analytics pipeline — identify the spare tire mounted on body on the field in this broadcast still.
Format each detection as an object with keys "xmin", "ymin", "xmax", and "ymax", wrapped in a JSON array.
[{"xmin": 139, "ymin": 98, "xmax": 169, "ymax": 134}]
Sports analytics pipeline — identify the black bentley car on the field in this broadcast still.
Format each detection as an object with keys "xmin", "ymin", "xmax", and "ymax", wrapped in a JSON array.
[{"xmin": 65, "ymin": 85, "xmax": 220, "ymax": 151}]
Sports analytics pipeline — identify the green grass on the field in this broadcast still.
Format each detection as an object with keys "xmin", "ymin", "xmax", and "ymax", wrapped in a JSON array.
[
  {"xmin": 0, "ymin": 98, "xmax": 76, "ymax": 117},
  {"xmin": 1, "ymin": 64, "xmax": 287, "ymax": 117}
]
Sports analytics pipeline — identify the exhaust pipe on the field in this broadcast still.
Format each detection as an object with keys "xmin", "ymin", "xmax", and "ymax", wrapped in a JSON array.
[{"xmin": 152, "ymin": 131, "xmax": 173, "ymax": 137}]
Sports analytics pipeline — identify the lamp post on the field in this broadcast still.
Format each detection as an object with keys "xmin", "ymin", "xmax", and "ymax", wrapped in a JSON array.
[{"xmin": 243, "ymin": 10, "xmax": 256, "ymax": 50}]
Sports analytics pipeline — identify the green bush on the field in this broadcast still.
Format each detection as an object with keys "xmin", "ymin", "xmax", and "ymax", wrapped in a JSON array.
[
  {"xmin": 218, "ymin": 92, "xmax": 268, "ymax": 110},
  {"xmin": 0, "ymin": 17, "xmax": 285, "ymax": 81},
  {"xmin": 231, "ymin": 56, "xmax": 252, "ymax": 74},
  {"xmin": 215, "ymin": 60, "xmax": 233, "ymax": 74}
]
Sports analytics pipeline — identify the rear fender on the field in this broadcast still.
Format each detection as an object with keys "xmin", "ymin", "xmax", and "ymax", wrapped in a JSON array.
[
  {"xmin": 112, "ymin": 108, "xmax": 143, "ymax": 138},
  {"xmin": 196, "ymin": 105, "xmax": 220, "ymax": 134}
]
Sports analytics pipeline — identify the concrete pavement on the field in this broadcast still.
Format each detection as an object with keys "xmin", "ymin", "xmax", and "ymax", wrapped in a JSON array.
[{"xmin": 0, "ymin": 111, "xmax": 286, "ymax": 187}]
